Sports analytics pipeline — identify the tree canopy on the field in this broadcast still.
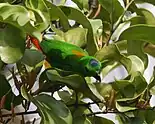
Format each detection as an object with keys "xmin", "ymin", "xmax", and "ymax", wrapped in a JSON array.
[{"xmin": 1, "ymin": 0, "xmax": 155, "ymax": 123}]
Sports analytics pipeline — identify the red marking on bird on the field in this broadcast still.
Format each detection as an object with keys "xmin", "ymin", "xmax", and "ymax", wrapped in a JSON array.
[{"xmin": 28, "ymin": 36, "xmax": 42, "ymax": 51}]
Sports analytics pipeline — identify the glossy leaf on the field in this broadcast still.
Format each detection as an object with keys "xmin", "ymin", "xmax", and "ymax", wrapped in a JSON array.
[
  {"xmin": 39, "ymin": 68, "xmax": 104, "ymax": 101},
  {"xmin": 134, "ymin": 0, "xmax": 155, "ymax": 5},
  {"xmin": 114, "ymin": 72, "xmax": 147, "ymax": 98},
  {"xmin": 64, "ymin": 27, "xmax": 88, "ymax": 47},
  {"xmin": 0, "ymin": 24, "xmax": 25, "ymax": 63},
  {"xmin": 95, "ymin": 83, "xmax": 113, "ymax": 98},
  {"xmin": 52, "ymin": 27, "xmax": 88, "ymax": 48},
  {"xmin": 0, "ymin": 3, "xmax": 42, "ymax": 40},
  {"xmin": 114, "ymin": 72, "xmax": 147, "ymax": 112},
  {"xmin": 72, "ymin": 0, "xmax": 89, "ymax": 10},
  {"xmin": 73, "ymin": 116, "xmax": 91, "ymax": 124},
  {"xmin": 116, "ymin": 99, "xmax": 137, "ymax": 112},
  {"xmin": 119, "ymin": 24, "xmax": 155, "ymax": 44},
  {"xmin": 101, "ymin": 61, "xmax": 119, "ymax": 78},
  {"xmin": 0, "ymin": 74, "xmax": 21, "ymax": 110},
  {"xmin": 0, "ymin": 58, "xmax": 3, "ymax": 70},
  {"xmin": 95, "ymin": 6, "xmax": 111, "ymax": 22},
  {"xmin": 53, "ymin": 0, "xmax": 67, "ymax": 5},
  {"xmin": 45, "ymin": 1, "xmax": 70, "ymax": 31},
  {"xmin": 60, "ymin": 6, "xmax": 98, "ymax": 55},
  {"xmin": 132, "ymin": 110, "xmax": 155, "ymax": 124},
  {"xmin": 99, "ymin": 0, "xmax": 124, "ymax": 23},
  {"xmin": 0, "ymin": 3, "xmax": 29, "ymax": 26},
  {"xmin": 21, "ymin": 86, "xmax": 73, "ymax": 124},
  {"xmin": 58, "ymin": 91, "xmax": 72, "ymax": 103},
  {"xmin": 127, "ymin": 40, "xmax": 148, "ymax": 68},
  {"xmin": 90, "ymin": 116, "xmax": 115, "ymax": 124},
  {"xmin": 25, "ymin": 0, "xmax": 50, "ymax": 31},
  {"xmin": 35, "ymin": 94, "xmax": 72, "ymax": 124},
  {"xmin": 127, "ymin": 55, "xmax": 145, "ymax": 74},
  {"xmin": 139, "ymin": 8, "xmax": 155, "ymax": 25},
  {"xmin": 148, "ymin": 74, "xmax": 155, "ymax": 95},
  {"xmin": 89, "ymin": 19, "xmax": 102, "ymax": 36},
  {"xmin": 72, "ymin": 106, "xmax": 91, "ymax": 124},
  {"xmin": 21, "ymin": 49, "xmax": 44, "ymax": 67},
  {"xmin": 95, "ymin": 44, "xmax": 133, "ymax": 73}
]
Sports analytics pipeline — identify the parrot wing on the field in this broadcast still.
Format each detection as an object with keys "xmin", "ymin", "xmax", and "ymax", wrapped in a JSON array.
[{"xmin": 40, "ymin": 39, "xmax": 88, "ymax": 70}]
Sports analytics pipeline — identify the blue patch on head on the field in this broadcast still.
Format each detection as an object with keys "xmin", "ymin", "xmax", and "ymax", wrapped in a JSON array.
[{"xmin": 90, "ymin": 59, "xmax": 99, "ymax": 67}]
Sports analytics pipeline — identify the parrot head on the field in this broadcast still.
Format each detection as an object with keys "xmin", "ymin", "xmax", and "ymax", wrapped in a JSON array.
[{"xmin": 79, "ymin": 56, "xmax": 102, "ymax": 82}]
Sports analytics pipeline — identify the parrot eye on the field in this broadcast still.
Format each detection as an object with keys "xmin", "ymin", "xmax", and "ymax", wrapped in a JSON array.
[{"xmin": 90, "ymin": 59, "xmax": 99, "ymax": 67}]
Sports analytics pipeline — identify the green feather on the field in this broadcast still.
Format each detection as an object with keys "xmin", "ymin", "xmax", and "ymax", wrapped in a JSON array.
[{"xmin": 40, "ymin": 39, "xmax": 101, "ymax": 79}]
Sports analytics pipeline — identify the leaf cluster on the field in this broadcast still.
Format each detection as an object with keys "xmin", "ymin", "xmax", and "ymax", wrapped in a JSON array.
[{"xmin": 1, "ymin": 0, "xmax": 155, "ymax": 123}]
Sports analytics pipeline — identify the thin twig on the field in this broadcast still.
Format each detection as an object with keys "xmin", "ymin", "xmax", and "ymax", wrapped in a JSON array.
[
  {"xmin": 106, "ymin": 0, "xmax": 134, "ymax": 45},
  {"xmin": 67, "ymin": 101, "xmax": 103, "ymax": 107},
  {"xmin": 0, "ymin": 111, "xmax": 39, "ymax": 118},
  {"xmin": 85, "ymin": 107, "xmax": 155, "ymax": 117}
]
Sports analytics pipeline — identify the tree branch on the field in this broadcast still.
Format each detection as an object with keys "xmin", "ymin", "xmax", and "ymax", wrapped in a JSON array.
[{"xmin": 0, "ymin": 110, "xmax": 39, "ymax": 118}]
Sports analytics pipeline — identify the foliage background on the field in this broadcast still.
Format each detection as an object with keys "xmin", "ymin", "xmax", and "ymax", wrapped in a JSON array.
[{"xmin": 1, "ymin": 0, "xmax": 155, "ymax": 124}]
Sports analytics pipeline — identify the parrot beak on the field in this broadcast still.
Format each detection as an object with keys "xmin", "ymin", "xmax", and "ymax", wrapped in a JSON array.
[{"xmin": 93, "ymin": 73, "xmax": 101, "ymax": 82}]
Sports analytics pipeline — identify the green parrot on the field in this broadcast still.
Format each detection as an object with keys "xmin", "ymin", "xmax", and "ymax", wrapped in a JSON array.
[{"xmin": 29, "ymin": 36, "xmax": 102, "ymax": 81}]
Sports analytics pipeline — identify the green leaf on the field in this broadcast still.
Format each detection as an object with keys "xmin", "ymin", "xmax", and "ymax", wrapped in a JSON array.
[
  {"xmin": 60, "ymin": 6, "xmax": 98, "ymax": 55},
  {"xmin": 0, "ymin": 74, "xmax": 21, "ymax": 110},
  {"xmin": 148, "ymin": 72, "xmax": 155, "ymax": 95},
  {"xmin": 116, "ymin": 99, "xmax": 137, "ymax": 112},
  {"xmin": 21, "ymin": 86, "xmax": 72, "ymax": 124},
  {"xmin": 72, "ymin": 0, "xmax": 89, "ymax": 10},
  {"xmin": 89, "ymin": 19, "xmax": 102, "ymax": 36},
  {"xmin": 45, "ymin": 1, "xmax": 70, "ymax": 31},
  {"xmin": 0, "ymin": 58, "xmax": 4, "ymax": 70},
  {"xmin": 85, "ymin": 77, "xmax": 104, "ymax": 101},
  {"xmin": 58, "ymin": 91, "xmax": 72, "ymax": 103},
  {"xmin": 95, "ymin": 7, "xmax": 111, "ymax": 22},
  {"xmin": 128, "ymin": 117, "xmax": 145, "ymax": 124},
  {"xmin": 139, "ymin": 8, "xmax": 155, "ymax": 25},
  {"xmin": 0, "ymin": 3, "xmax": 29, "ymax": 26},
  {"xmin": 101, "ymin": 61, "xmax": 119, "ymax": 78},
  {"xmin": 25, "ymin": 0, "xmax": 50, "ymax": 31},
  {"xmin": 40, "ymin": 68, "xmax": 104, "ymax": 101},
  {"xmin": 89, "ymin": 116, "xmax": 115, "ymax": 124},
  {"xmin": 73, "ymin": 116, "xmax": 91, "ymax": 124},
  {"xmin": 52, "ymin": 27, "xmax": 88, "ymax": 48},
  {"xmin": 95, "ymin": 44, "xmax": 131, "ymax": 73},
  {"xmin": 35, "ymin": 94, "xmax": 72, "ymax": 124},
  {"xmin": 127, "ymin": 55, "xmax": 145, "ymax": 74},
  {"xmin": 0, "ymin": 3, "xmax": 42, "ymax": 40},
  {"xmin": 99, "ymin": 0, "xmax": 124, "ymax": 23},
  {"xmin": 129, "ymin": 16, "xmax": 145, "ymax": 25},
  {"xmin": 0, "ymin": 74, "xmax": 12, "ymax": 110},
  {"xmin": 134, "ymin": 0, "xmax": 155, "ymax": 5},
  {"xmin": 114, "ymin": 72, "xmax": 147, "ymax": 112},
  {"xmin": 53, "ymin": 0, "xmax": 67, "ymax": 5},
  {"xmin": 95, "ymin": 83, "xmax": 113, "ymax": 98},
  {"xmin": 72, "ymin": 106, "xmax": 91, "ymax": 124},
  {"xmin": 113, "ymin": 72, "xmax": 147, "ymax": 98},
  {"xmin": 144, "ymin": 110, "xmax": 155, "ymax": 124},
  {"xmin": 64, "ymin": 27, "xmax": 88, "ymax": 47},
  {"xmin": 0, "ymin": 24, "xmax": 25, "ymax": 63},
  {"xmin": 119, "ymin": 24, "xmax": 155, "ymax": 44},
  {"xmin": 127, "ymin": 40, "xmax": 148, "ymax": 68},
  {"xmin": 21, "ymin": 49, "xmax": 44, "ymax": 67},
  {"xmin": 132, "ymin": 110, "xmax": 155, "ymax": 124}
]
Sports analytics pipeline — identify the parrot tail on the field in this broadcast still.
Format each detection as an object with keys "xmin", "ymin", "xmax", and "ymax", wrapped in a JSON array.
[{"xmin": 28, "ymin": 35, "xmax": 42, "ymax": 51}]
